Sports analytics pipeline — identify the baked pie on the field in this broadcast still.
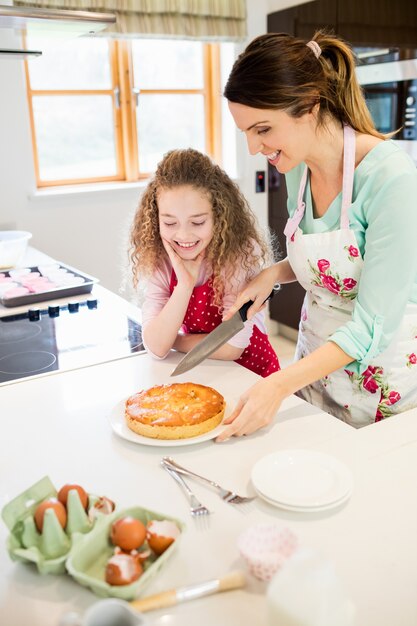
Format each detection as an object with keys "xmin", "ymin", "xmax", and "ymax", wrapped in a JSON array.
[{"xmin": 125, "ymin": 382, "xmax": 225, "ymax": 440}]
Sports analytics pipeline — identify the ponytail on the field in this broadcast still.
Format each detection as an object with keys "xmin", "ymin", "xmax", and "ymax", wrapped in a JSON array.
[{"xmin": 224, "ymin": 30, "xmax": 389, "ymax": 139}]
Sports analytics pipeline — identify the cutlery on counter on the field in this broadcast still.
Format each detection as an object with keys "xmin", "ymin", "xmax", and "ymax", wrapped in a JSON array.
[
  {"xmin": 130, "ymin": 570, "xmax": 246, "ymax": 612},
  {"xmin": 161, "ymin": 457, "xmax": 256, "ymax": 505},
  {"xmin": 161, "ymin": 463, "xmax": 212, "ymax": 525},
  {"xmin": 170, "ymin": 290, "xmax": 275, "ymax": 376}
]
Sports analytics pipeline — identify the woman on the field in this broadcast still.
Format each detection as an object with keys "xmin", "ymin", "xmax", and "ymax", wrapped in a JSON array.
[{"xmin": 216, "ymin": 31, "xmax": 417, "ymax": 441}]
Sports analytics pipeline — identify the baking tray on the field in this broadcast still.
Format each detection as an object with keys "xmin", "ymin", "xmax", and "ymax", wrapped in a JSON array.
[{"xmin": 0, "ymin": 262, "xmax": 98, "ymax": 308}]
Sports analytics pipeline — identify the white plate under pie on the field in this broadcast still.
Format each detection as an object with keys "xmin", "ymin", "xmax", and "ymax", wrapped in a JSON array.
[
  {"xmin": 251, "ymin": 449, "xmax": 353, "ymax": 509},
  {"xmin": 109, "ymin": 399, "xmax": 226, "ymax": 447}
]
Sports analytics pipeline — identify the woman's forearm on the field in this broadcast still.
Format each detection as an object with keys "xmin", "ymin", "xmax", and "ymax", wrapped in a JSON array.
[
  {"xmin": 216, "ymin": 341, "xmax": 355, "ymax": 441},
  {"xmin": 275, "ymin": 341, "xmax": 354, "ymax": 397},
  {"xmin": 274, "ymin": 257, "xmax": 297, "ymax": 284}
]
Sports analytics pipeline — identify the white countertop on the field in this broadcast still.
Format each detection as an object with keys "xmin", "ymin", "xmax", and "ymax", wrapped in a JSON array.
[
  {"xmin": 1, "ymin": 347, "xmax": 417, "ymax": 626},
  {"xmin": 2, "ymin": 249, "xmax": 417, "ymax": 626}
]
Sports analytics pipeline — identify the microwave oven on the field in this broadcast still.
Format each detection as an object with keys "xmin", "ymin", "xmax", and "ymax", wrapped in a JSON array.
[{"xmin": 356, "ymin": 58, "xmax": 417, "ymax": 164}]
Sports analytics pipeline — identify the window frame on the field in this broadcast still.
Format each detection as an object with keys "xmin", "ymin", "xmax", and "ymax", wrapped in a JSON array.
[{"xmin": 25, "ymin": 39, "xmax": 222, "ymax": 188}]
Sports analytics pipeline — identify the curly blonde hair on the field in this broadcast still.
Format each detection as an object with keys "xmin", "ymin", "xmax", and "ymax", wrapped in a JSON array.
[{"xmin": 130, "ymin": 148, "xmax": 273, "ymax": 308}]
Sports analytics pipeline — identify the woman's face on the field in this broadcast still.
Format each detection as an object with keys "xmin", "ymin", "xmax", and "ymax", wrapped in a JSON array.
[
  {"xmin": 228, "ymin": 101, "xmax": 316, "ymax": 174},
  {"xmin": 158, "ymin": 185, "xmax": 214, "ymax": 260}
]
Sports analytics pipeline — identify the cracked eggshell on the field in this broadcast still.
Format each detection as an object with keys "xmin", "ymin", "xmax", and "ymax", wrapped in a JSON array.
[{"xmin": 146, "ymin": 519, "xmax": 181, "ymax": 555}]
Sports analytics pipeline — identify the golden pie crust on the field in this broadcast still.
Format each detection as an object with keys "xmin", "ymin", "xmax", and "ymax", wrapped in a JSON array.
[{"xmin": 125, "ymin": 382, "xmax": 225, "ymax": 440}]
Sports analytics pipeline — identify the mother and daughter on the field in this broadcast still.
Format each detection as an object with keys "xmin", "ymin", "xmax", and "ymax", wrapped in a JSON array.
[{"xmin": 130, "ymin": 30, "xmax": 417, "ymax": 439}]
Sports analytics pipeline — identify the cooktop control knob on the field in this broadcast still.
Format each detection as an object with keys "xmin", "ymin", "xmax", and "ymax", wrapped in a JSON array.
[
  {"xmin": 48, "ymin": 305, "xmax": 60, "ymax": 318},
  {"xmin": 28, "ymin": 308, "xmax": 41, "ymax": 322},
  {"xmin": 68, "ymin": 301, "xmax": 80, "ymax": 313},
  {"xmin": 87, "ymin": 298, "xmax": 98, "ymax": 309}
]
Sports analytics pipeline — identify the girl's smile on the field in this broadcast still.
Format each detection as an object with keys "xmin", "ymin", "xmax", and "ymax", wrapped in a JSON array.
[{"xmin": 158, "ymin": 185, "xmax": 214, "ymax": 260}]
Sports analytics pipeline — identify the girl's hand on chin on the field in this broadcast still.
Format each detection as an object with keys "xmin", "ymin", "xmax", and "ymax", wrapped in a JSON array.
[{"xmin": 162, "ymin": 239, "xmax": 205, "ymax": 289}]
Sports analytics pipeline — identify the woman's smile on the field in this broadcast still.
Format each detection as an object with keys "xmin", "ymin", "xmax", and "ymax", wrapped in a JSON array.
[{"xmin": 265, "ymin": 150, "xmax": 281, "ymax": 166}]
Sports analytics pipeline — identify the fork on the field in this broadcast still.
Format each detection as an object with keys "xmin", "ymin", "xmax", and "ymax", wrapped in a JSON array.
[
  {"xmin": 162, "ymin": 464, "xmax": 211, "ymax": 524},
  {"xmin": 162, "ymin": 457, "xmax": 256, "ymax": 505}
]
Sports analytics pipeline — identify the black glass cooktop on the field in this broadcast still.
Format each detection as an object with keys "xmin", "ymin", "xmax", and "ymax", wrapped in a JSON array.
[{"xmin": 0, "ymin": 298, "xmax": 144, "ymax": 385}]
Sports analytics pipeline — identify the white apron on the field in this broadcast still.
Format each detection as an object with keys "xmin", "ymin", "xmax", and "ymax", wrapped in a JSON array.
[{"xmin": 284, "ymin": 125, "xmax": 417, "ymax": 427}]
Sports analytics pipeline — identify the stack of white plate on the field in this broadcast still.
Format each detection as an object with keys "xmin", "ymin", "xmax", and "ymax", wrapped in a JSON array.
[{"xmin": 251, "ymin": 449, "xmax": 353, "ymax": 512}]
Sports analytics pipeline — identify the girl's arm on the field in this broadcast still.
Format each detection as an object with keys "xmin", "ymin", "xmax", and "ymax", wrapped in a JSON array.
[
  {"xmin": 143, "ymin": 281, "xmax": 195, "ymax": 358},
  {"xmin": 216, "ymin": 340, "xmax": 353, "ymax": 441},
  {"xmin": 223, "ymin": 258, "xmax": 297, "ymax": 321},
  {"xmin": 173, "ymin": 333, "xmax": 244, "ymax": 360}
]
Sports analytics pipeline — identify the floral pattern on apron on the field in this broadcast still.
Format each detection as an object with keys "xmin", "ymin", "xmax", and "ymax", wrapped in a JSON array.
[
  {"xmin": 284, "ymin": 125, "xmax": 417, "ymax": 427},
  {"xmin": 169, "ymin": 272, "xmax": 279, "ymax": 378}
]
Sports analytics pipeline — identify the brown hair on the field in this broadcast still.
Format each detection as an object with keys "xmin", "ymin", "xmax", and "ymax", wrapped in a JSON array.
[
  {"xmin": 224, "ymin": 30, "xmax": 387, "ymax": 139},
  {"xmin": 130, "ymin": 148, "xmax": 273, "ymax": 308}
]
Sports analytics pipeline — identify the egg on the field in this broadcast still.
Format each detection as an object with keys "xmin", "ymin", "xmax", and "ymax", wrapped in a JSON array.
[
  {"xmin": 89, "ymin": 495, "xmax": 115, "ymax": 521},
  {"xmin": 57, "ymin": 484, "xmax": 89, "ymax": 510},
  {"xmin": 34, "ymin": 498, "xmax": 67, "ymax": 532},
  {"xmin": 105, "ymin": 552, "xmax": 143, "ymax": 586},
  {"xmin": 110, "ymin": 516, "xmax": 147, "ymax": 551},
  {"xmin": 146, "ymin": 519, "xmax": 180, "ymax": 555}
]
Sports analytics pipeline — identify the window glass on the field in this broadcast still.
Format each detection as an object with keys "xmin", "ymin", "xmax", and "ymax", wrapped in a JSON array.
[
  {"xmin": 136, "ymin": 94, "xmax": 205, "ymax": 172},
  {"xmin": 27, "ymin": 37, "xmax": 112, "ymax": 90},
  {"xmin": 220, "ymin": 42, "xmax": 237, "ymax": 179},
  {"xmin": 32, "ymin": 95, "xmax": 117, "ymax": 180},
  {"xmin": 132, "ymin": 40, "xmax": 203, "ymax": 89}
]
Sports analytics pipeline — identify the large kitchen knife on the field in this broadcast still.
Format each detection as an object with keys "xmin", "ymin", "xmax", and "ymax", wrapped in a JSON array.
[{"xmin": 170, "ymin": 291, "xmax": 274, "ymax": 377}]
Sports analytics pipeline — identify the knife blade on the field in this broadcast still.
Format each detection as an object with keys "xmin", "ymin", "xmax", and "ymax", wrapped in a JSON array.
[{"xmin": 170, "ymin": 290, "xmax": 274, "ymax": 377}]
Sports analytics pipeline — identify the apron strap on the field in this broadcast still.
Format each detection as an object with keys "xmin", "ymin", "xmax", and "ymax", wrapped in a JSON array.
[
  {"xmin": 283, "ymin": 166, "xmax": 308, "ymax": 239},
  {"xmin": 340, "ymin": 124, "xmax": 356, "ymax": 229},
  {"xmin": 284, "ymin": 124, "xmax": 356, "ymax": 239}
]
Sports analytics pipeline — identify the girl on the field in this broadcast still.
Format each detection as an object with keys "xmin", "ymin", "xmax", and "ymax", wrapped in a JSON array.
[{"xmin": 130, "ymin": 148, "xmax": 279, "ymax": 377}]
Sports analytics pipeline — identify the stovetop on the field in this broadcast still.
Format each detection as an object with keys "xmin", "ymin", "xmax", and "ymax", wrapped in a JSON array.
[{"xmin": 0, "ymin": 297, "xmax": 144, "ymax": 386}]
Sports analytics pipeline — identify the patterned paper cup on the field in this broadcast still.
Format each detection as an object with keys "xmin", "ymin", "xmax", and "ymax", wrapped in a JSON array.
[{"xmin": 237, "ymin": 522, "xmax": 298, "ymax": 582}]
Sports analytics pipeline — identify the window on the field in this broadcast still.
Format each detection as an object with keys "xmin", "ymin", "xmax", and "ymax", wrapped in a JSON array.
[{"xmin": 25, "ymin": 37, "xmax": 230, "ymax": 188}]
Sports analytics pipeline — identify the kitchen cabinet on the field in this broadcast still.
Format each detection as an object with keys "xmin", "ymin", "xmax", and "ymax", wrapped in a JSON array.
[
  {"xmin": 268, "ymin": 0, "xmax": 417, "ymax": 48},
  {"xmin": 268, "ymin": 165, "xmax": 305, "ymax": 331}
]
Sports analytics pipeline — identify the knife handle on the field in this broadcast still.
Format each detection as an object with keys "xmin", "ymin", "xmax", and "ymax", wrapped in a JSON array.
[{"xmin": 237, "ymin": 290, "xmax": 275, "ymax": 322}]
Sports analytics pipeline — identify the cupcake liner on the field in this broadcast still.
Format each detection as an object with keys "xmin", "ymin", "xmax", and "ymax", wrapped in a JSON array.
[{"xmin": 237, "ymin": 522, "xmax": 299, "ymax": 582}]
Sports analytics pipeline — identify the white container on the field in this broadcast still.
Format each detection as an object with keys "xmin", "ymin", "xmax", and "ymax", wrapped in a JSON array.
[{"xmin": 0, "ymin": 231, "xmax": 32, "ymax": 269}]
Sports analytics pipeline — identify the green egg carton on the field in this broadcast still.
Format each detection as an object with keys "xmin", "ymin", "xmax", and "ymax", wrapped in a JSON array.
[
  {"xmin": 2, "ymin": 477, "xmax": 185, "ymax": 600},
  {"xmin": 66, "ymin": 506, "xmax": 185, "ymax": 601},
  {"xmin": 1, "ymin": 476, "xmax": 108, "ymax": 575}
]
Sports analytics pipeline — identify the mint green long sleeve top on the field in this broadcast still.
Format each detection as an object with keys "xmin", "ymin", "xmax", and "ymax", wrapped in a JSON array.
[{"xmin": 285, "ymin": 140, "xmax": 417, "ymax": 373}]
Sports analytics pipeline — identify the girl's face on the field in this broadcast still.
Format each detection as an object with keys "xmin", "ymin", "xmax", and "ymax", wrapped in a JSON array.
[
  {"xmin": 228, "ymin": 101, "xmax": 316, "ymax": 174},
  {"xmin": 158, "ymin": 185, "xmax": 214, "ymax": 260}
]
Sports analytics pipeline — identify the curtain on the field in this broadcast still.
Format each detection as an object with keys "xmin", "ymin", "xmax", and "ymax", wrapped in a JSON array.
[{"xmin": 14, "ymin": 1, "xmax": 247, "ymax": 41}]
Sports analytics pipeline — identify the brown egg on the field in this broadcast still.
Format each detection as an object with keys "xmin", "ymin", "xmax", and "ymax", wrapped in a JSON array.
[
  {"xmin": 146, "ymin": 519, "xmax": 180, "ymax": 555},
  {"xmin": 57, "ymin": 484, "xmax": 88, "ymax": 510},
  {"xmin": 105, "ymin": 552, "xmax": 143, "ymax": 585},
  {"xmin": 110, "ymin": 516, "xmax": 146, "ymax": 551},
  {"xmin": 34, "ymin": 498, "xmax": 67, "ymax": 532}
]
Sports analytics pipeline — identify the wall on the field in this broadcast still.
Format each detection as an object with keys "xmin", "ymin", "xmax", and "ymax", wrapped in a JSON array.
[{"xmin": 0, "ymin": 0, "xmax": 310, "ymax": 298}]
